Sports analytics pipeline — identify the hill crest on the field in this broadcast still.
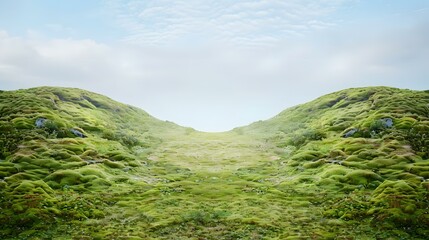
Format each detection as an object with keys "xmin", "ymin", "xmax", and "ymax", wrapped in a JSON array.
[{"xmin": 1, "ymin": 86, "xmax": 429, "ymax": 239}]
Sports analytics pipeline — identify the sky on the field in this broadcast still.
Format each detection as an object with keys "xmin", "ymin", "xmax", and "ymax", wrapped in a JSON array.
[{"xmin": 0, "ymin": 0, "xmax": 428, "ymax": 132}]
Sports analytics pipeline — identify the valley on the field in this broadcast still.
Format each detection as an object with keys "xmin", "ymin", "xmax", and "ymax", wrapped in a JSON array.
[{"xmin": 1, "ymin": 86, "xmax": 428, "ymax": 239}]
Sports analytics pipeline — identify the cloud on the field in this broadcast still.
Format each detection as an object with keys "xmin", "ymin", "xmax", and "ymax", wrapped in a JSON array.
[
  {"xmin": 0, "ymin": 18, "xmax": 428, "ymax": 131},
  {"xmin": 106, "ymin": 0, "xmax": 353, "ymax": 46}
]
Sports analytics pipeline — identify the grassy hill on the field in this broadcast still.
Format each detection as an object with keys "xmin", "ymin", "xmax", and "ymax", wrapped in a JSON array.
[
  {"xmin": 1, "ymin": 86, "xmax": 428, "ymax": 239},
  {"xmin": 238, "ymin": 87, "xmax": 429, "ymax": 236}
]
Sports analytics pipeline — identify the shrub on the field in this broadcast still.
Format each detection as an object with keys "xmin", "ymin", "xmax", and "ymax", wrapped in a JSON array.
[
  {"xmin": 404, "ymin": 126, "xmax": 429, "ymax": 158},
  {"xmin": 0, "ymin": 124, "xmax": 42, "ymax": 158},
  {"xmin": 102, "ymin": 130, "xmax": 142, "ymax": 148},
  {"xmin": 286, "ymin": 128, "xmax": 326, "ymax": 147},
  {"xmin": 303, "ymin": 128, "xmax": 327, "ymax": 141},
  {"xmin": 43, "ymin": 120, "xmax": 59, "ymax": 133}
]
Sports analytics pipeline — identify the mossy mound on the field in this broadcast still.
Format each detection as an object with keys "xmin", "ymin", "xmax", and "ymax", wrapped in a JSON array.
[
  {"xmin": 368, "ymin": 180, "xmax": 429, "ymax": 231},
  {"xmin": 1, "ymin": 86, "xmax": 429, "ymax": 239},
  {"xmin": 0, "ymin": 86, "xmax": 186, "ymax": 238}
]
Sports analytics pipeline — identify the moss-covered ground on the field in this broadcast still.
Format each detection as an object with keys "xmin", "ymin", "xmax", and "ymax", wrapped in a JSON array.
[{"xmin": 0, "ymin": 86, "xmax": 428, "ymax": 239}]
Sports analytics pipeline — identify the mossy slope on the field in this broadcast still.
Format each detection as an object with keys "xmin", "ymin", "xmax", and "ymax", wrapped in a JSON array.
[
  {"xmin": 0, "ymin": 86, "xmax": 186, "ymax": 238},
  {"xmin": 239, "ymin": 86, "xmax": 429, "ymax": 238},
  {"xmin": 1, "ymin": 86, "xmax": 428, "ymax": 239}
]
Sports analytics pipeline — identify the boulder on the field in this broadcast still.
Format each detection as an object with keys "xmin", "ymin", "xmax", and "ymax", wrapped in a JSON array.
[
  {"xmin": 380, "ymin": 118, "xmax": 393, "ymax": 128},
  {"xmin": 343, "ymin": 128, "xmax": 358, "ymax": 138},
  {"xmin": 35, "ymin": 118, "xmax": 47, "ymax": 128},
  {"xmin": 70, "ymin": 128, "xmax": 86, "ymax": 138}
]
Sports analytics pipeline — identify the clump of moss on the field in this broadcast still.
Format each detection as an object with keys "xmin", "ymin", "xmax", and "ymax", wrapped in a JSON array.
[
  {"xmin": 344, "ymin": 155, "xmax": 364, "ymax": 162},
  {"xmin": 103, "ymin": 160, "xmax": 125, "ymax": 169},
  {"xmin": 78, "ymin": 167, "xmax": 106, "ymax": 179},
  {"xmin": 0, "ymin": 163, "xmax": 18, "ymax": 178},
  {"xmin": 367, "ymin": 158, "xmax": 399, "ymax": 168},
  {"xmin": 285, "ymin": 128, "xmax": 327, "ymax": 147},
  {"xmin": 12, "ymin": 180, "xmax": 54, "ymax": 197},
  {"xmin": 4, "ymin": 172, "xmax": 41, "ymax": 183},
  {"xmin": 321, "ymin": 165, "xmax": 349, "ymax": 179},
  {"xmin": 2, "ymin": 86, "xmax": 429, "ymax": 239},
  {"xmin": 409, "ymin": 165, "xmax": 429, "ymax": 178},
  {"xmin": 329, "ymin": 149, "xmax": 347, "ymax": 158},
  {"xmin": 404, "ymin": 125, "xmax": 429, "ymax": 158},
  {"xmin": 291, "ymin": 150, "xmax": 322, "ymax": 161},
  {"xmin": 357, "ymin": 149, "xmax": 386, "ymax": 160},
  {"xmin": 323, "ymin": 190, "xmax": 372, "ymax": 220},
  {"xmin": 106, "ymin": 151, "xmax": 135, "ymax": 162},
  {"xmin": 303, "ymin": 159, "xmax": 325, "ymax": 169},
  {"xmin": 344, "ymin": 170, "xmax": 382, "ymax": 187},
  {"xmin": 339, "ymin": 138, "xmax": 375, "ymax": 155},
  {"xmin": 368, "ymin": 180, "xmax": 429, "ymax": 230},
  {"xmin": 45, "ymin": 170, "xmax": 84, "ymax": 188}
]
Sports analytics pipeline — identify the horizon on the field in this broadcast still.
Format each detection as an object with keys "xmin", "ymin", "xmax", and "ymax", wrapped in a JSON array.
[
  {"xmin": 2, "ymin": 84, "xmax": 426, "ymax": 133},
  {"xmin": 1, "ymin": 1, "xmax": 428, "ymax": 131}
]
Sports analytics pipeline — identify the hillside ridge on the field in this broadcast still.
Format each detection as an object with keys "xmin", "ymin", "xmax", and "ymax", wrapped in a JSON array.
[{"xmin": 1, "ymin": 86, "xmax": 428, "ymax": 239}]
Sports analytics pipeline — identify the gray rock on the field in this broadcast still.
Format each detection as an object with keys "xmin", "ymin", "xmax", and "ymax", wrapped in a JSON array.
[
  {"xmin": 35, "ymin": 118, "xmax": 47, "ymax": 128},
  {"xmin": 84, "ymin": 160, "xmax": 98, "ymax": 164},
  {"xmin": 329, "ymin": 160, "xmax": 343, "ymax": 165},
  {"xmin": 343, "ymin": 128, "xmax": 358, "ymax": 138},
  {"xmin": 380, "ymin": 118, "xmax": 393, "ymax": 128},
  {"xmin": 70, "ymin": 128, "xmax": 86, "ymax": 138}
]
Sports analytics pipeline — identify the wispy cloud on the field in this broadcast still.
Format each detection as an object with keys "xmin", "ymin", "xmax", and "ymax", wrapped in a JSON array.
[
  {"xmin": 1, "ymin": 1, "xmax": 428, "ymax": 131},
  {"xmin": 1, "ymin": 20, "xmax": 428, "ymax": 131},
  {"xmin": 106, "ymin": 0, "xmax": 352, "ymax": 46}
]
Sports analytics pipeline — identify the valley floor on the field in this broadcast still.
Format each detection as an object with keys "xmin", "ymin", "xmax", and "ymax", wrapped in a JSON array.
[
  {"xmin": 21, "ymin": 132, "xmax": 416, "ymax": 240},
  {"xmin": 2, "ymin": 87, "xmax": 429, "ymax": 239}
]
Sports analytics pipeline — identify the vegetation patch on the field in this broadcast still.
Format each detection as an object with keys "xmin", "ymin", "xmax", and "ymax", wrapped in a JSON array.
[{"xmin": 1, "ymin": 86, "xmax": 429, "ymax": 239}]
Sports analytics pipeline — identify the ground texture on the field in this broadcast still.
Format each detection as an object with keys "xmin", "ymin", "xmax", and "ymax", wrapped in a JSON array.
[{"xmin": 1, "ymin": 86, "xmax": 428, "ymax": 239}]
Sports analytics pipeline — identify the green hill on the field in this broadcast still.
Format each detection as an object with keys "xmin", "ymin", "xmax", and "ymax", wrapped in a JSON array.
[{"xmin": 1, "ymin": 86, "xmax": 428, "ymax": 239}]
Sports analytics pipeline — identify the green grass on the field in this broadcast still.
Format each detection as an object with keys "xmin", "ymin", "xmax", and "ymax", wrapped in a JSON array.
[{"xmin": 1, "ymin": 86, "xmax": 429, "ymax": 239}]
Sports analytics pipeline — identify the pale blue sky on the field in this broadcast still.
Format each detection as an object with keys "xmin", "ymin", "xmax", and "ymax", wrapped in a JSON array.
[{"xmin": 0, "ymin": 1, "xmax": 428, "ymax": 131}]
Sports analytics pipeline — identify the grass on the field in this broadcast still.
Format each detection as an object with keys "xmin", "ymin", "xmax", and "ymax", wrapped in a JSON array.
[{"xmin": 0, "ymin": 86, "xmax": 429, "ymax": 239}]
